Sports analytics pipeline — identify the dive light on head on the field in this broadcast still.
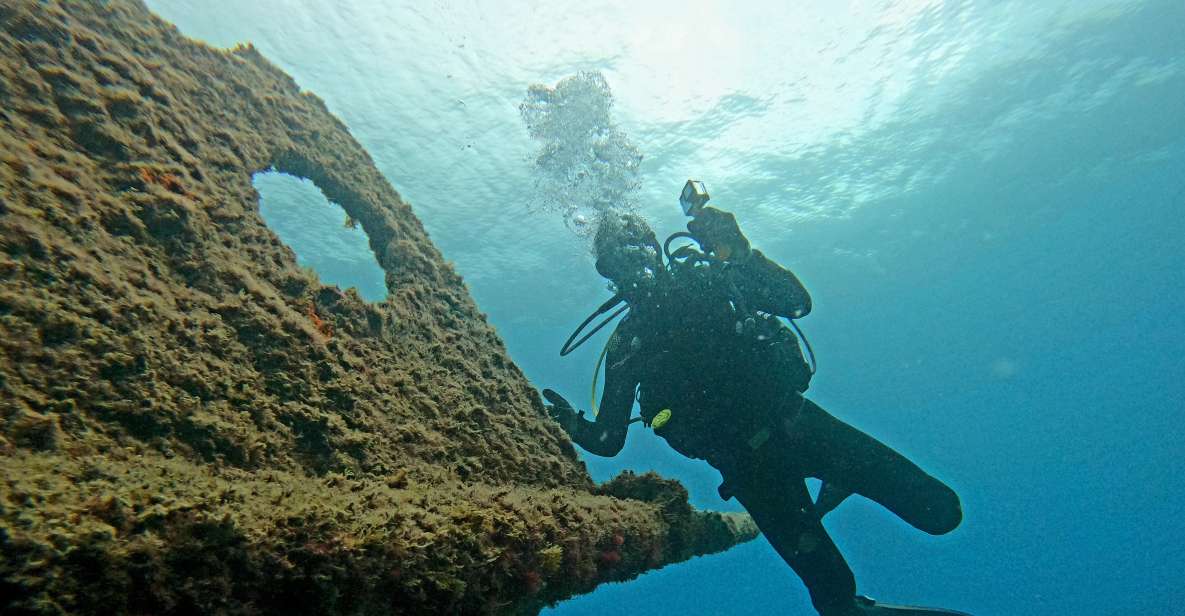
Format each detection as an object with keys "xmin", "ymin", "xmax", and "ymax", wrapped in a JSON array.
[{"xmin": 680, "ymin": 180, "xmax": 710, "ymax": 216}]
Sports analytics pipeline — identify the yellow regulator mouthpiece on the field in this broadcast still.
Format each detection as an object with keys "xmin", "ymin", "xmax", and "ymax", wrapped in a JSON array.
[{"xmin": 652, "ymin": 409, "xmax": 672, "ymax": 429}]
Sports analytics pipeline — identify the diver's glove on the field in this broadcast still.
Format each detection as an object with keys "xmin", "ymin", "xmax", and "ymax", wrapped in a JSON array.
[
  {"xmin": 542, "ymin": 388, "xmax": 584, "ymax": 435},
  {"xmin": 687, "ymin": 206, "xmax": 752, "ymax": 263}
]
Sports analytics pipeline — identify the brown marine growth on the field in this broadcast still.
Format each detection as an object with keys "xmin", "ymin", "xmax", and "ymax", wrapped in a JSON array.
[{"xmin": 0, "ymin": 1, "xmax": 758, "ymax": 614}]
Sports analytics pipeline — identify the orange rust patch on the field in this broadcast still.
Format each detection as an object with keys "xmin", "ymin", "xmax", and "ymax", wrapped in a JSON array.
[
  {"xmin": 306, "ymin": 302, "xmax": 333, "ymax": 339},
  {"xmin": 139, "ymin": 166, "xmax": 187, "ymax": 195}
]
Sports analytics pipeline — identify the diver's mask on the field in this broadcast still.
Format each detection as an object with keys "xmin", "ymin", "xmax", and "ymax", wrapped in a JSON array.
[
  {"xmin": 609, "ymin": 244, "xmax": 659, "ymax": 292},
  {"xmin": 680, "ymin": 179, "xmax": 710, "ymax": 216}
]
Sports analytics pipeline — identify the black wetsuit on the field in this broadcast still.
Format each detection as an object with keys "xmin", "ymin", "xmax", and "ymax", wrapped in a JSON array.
[{"xmin": 565, "ymin": 248, "xmax": 963, "ymax": 616}]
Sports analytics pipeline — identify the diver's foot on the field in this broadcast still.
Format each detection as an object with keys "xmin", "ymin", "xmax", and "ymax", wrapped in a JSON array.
[{"xmin": 850, "ymin": 595, "xmax": 973, "ymax": 616}]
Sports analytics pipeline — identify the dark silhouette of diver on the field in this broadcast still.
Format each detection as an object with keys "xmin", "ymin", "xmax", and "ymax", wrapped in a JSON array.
[{"xmin": 544, "ymin": 181, "xmax": 968, "ymax": 616}]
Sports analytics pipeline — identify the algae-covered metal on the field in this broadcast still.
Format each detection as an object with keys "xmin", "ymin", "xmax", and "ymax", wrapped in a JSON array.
[{"xmin": 0, "ymin": 1, "xmax": 757, "ymax": 613}]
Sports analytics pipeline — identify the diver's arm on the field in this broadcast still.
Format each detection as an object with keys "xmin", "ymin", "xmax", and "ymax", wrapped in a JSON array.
[
  {"xmin": 544, "ymin": 327, "xmax": 637, "ymax": 457},
  {"xmin": 687, "ymin": 206, "xmax": 811, "ymax": 318},
  {"xmin": 571, "ymin": 326, "xmax": 636, "ymax": 456},
  {"xmin": 731, "ymin": 249, "xmax": 812, "ymax": 318},
  {"xmin": 571, "ymin": 381, "xmax": 633, "ymax": 456}
]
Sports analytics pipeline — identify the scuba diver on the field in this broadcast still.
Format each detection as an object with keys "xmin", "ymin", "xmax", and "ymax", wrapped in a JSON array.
[{"xmin": 543, "ymin": 181, "xmax": 968, "ymax": 616}]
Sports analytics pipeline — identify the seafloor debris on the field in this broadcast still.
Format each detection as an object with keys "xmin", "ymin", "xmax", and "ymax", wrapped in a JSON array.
[{"xmin": 0, "ymin": 2, "xmax": 757, "ymax": 614}]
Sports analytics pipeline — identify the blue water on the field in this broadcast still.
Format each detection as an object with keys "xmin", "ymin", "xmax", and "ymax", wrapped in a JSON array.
[{"xmin": 152, "ymin": 1, "xmax": 1185, "ymax": 614}]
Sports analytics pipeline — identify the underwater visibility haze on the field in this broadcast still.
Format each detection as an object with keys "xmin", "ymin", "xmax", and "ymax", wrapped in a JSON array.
[{"xmin": 4, "ymin": 0, "xmax": 1184, "ymax": 614}]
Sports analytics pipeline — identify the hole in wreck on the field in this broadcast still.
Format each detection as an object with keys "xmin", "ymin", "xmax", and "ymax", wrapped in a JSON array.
[{"xmin": 252, "ymin": 170, "xmax": 387, "ymax": 302}]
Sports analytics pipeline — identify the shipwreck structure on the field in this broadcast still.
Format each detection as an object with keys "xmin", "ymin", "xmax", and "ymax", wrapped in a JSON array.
[{"xmin": 0, "ymin": 1, "xmax": 757, "ymax": 614}]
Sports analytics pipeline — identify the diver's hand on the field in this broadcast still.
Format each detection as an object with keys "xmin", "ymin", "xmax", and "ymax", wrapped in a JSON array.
[
  {"xmin": 687, "ymin": 206, "xmax": 752, "ymax": 262},
  {"xmin": 542, "ymin": 388, "xmax": 584, "ymax": 435}
]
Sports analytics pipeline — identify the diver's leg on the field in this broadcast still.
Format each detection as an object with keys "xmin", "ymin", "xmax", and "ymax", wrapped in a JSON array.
[
  {"xmin": 789, "ymin": 398, "xmax": 962, "ymax": 535},
  {"xmin": 732, "ymin": 470, "xmax": 857, "ymax": 615},
  {"xmin": 814, "ymin": 480, "xmax": 854, "ymax": 518}
]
